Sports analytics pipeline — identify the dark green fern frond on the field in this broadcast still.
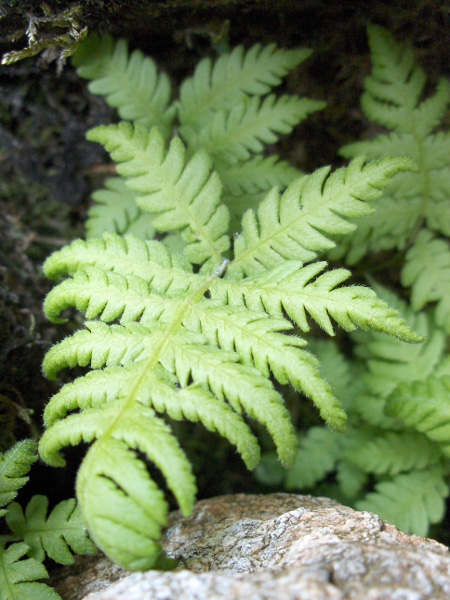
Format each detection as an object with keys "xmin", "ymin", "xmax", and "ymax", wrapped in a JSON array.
[
  {"xmin": 73, "ymin": 35, "xmax": 176, "ymax": 139},
  {"xmin": 335, "ymin": 25, "xmax": 450, "ymax": 262},
  {"xmin": 5, "ymin": 496, "xmax": 96, "ymax": 565},
  {"xmin": 0, "ymin": 441, "xmax": 37, "ymax": 516},
  {"xmin": 386, "ymin": 375, "xmax": 450, "ymax": 457},
  {"xmin": 401, "ymin": 229, "xmax": 450, "ymax": 333},
  {"xmin": 356, "ymin": 467, "xmax": 448, "ymax": 537},
  {"xmin": 284, "ymin": 427, "xmax": 342, "ymax": 490},
  {"xmin": 346, "ymin": 431, "xmax": 440, "ymax": 476},
  {"xmin": 0, "ymin": 541, "xmax": 60, "ymax": 600}
]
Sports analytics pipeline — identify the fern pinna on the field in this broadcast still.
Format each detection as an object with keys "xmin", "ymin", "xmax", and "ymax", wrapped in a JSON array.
[
  {"xmin": 256, "ymin": 26, "xmax": 450, "ymax": 538},
  {"xmin": 39, "ymin": 36, "xmax": 420, "ymax": 571}
]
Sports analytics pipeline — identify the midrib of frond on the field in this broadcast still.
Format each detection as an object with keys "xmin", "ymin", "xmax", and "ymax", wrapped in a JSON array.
[{"xmin": 92, "ymin": 265, "xmax": 229, "ymax": 444}]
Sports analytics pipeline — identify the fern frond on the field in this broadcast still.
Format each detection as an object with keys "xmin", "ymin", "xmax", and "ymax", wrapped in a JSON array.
[
  {"xmin": 72, "ymin": 35, "xmax": 176, "ymax": 139},
  {"xmin": 219, "ymin": 155, "xmax": 301, "ymax": 231},
  {"xmin": 218, "ymin": 155, "xmax": 300, "ymax": 197},
  {"xmin": 87, "ymin": 123, "xmax": 230, "ymax": 271},
  {"xmin": 284, "ymin": 427, "xmax": 342, "ymax": 490},
  {"xmin": 178, "ymin": 43, "xmax": 311, "ymax": 129},
  {"xmin": 336, "ymin": 460, "xmax": 368, "ymax": 500},
  {"xmin": 39, "ymin": 398, "xmax": 196, "ymax": 571},
  {"xmin": 338, "ymin": 25, "xmax": 450, "ymax": 258},
  {"xmin": 401, "ymin": 229, "xmax": 450, "ymax": 333},
  {"xmin": 351, "ymin": 283, "xmax": 446, "ymax": 398},
  {"xmin": 43, "ymin": 233, "xmax": 192, "ymax": 284},
  {"xmin": 182, "ymin": 94, "xmax": 325, "ymax": 164},
  {"xmin": 346, "ymin": 431, "xmax": 440, "ymax": 476},
  {"xmin": 217, "ymin": 261, "xmax": 423, "ymax": 341},
  {"xmin": 327, "ymin": 195, "xmax": 422, "ymax": 264},
  {"xmin": 0, "ymin": 441, "xmax": 37, "ymax": 516},
  {"xmin": 5, "ymin": 496, "xmax": 96, "ymax": 565},
  {"xmin": 0, "ymin": 541, "xmax": 60, "ymax": 600},
  {"xmin": 86, "ymin": 177, "xmax": 156, "ymax": 240},
  {"xmin": 229, "ymin": 155, "xmax": 416, "ymax": 276},
  {"xmin": 356, "ymin": 467, "xmax": 448, "ymax": 536},
  {"xmin": 386, "ymin": 375, "xmax": 450, "ymax": 457}
]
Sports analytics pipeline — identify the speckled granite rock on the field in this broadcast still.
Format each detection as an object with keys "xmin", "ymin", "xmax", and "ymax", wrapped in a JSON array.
[{"xmin": 51, "ymin": 494, "xmax": 450, "ymax": 600}]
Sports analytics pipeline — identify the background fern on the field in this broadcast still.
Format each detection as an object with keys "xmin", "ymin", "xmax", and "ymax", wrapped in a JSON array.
[
  {"xmin": 0, "ymin": 441, "xmax": 95, "ymax": 600},
  {"xmin": 256, "ymin": 26, "xmax": 450, "ymax": 539},
  {"xmin": 73, "ymin": 35, "xmax": 324, "ymax": 237}
]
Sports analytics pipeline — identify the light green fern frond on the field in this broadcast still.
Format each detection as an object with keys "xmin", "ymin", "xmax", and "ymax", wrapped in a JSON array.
[
  {"xmin": 86, "ymin": 177, "xmax": 156, "ymax": 239},
  {"xmin": 335, "ymin": 25, "xmax": 450, "ymax": 261},
  {"xmin": 178, "ymin": 43, "xmax": 312, "ymax": 129},
  {"xmin": 182, "ymin": 94, "xmax": 324, "ymax": 163},
  {"xmin": 72, "ymin": 35, "xmax": 176, "ymax": 139},
  {"xmin": 229, "ymin": 155, "xmax": 415, "ymax": 276},
  {"xmin": 356, "ymin": 467, "xmax": 448, "ymax": 537},
  {"xmin": 87, "ymin": 123, "xmax": 230, "ymax": 271},
  {"xmin": 401, "ymin": 229, "xmax": 450, "ymax": 333},
  {"xmin": 5, "ymin": 496, "xmax": 96, "ymax": 565}
]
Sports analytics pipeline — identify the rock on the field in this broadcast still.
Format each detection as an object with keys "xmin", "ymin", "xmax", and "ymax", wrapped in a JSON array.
[{"xmin": 52, "ymin": 493, "xmax": 450, "ymax": 600}]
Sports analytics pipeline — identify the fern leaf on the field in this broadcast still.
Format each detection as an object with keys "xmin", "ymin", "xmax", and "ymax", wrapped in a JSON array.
[
  {"xmin": 336, "ymin": 460, "xmax": 368, "ymax": 500},
  {"xmin": 229, "ymin": 155, "xmax": 416, "ymax": 276},
  {"xmin": 346, "ymin": 431, "xmax": 440, "ymax": 476},
  {"xmin": 87, "ymin": 123, "xmax": 230, "ymax": 271},
  {"xmin": 284, "ymin": 427, "xmax": 342, "ymax": 490},
  {"xmin": 0, "ymin": 441, "xmax": 37, "ymax": 515},
  {"xmin": 72, "ymin": 35, "xmax": 175, "ymax": 139},
  {"xmin": 359, "ymin": 26, "xmax": 449, "ymax": 134},
  {"xmin": 219, "ymin": 156, "xmax": 301, "ymax": 231},
  {"xmin": 401, "ymin": 229, "xmax": 450, "ymax": 333},
  {"xmin": 327, "ymin": 194, "xmax": 422, "ymax": 264},
  {"xmin": 356, "ymin": 467, "xmax": 448, "ymax": 536},
  {"xmin": 178, "ymin": 43, "xmax": 311, "ymax": 129},
  {"xmin": 182, "ymin": 94, "xmax": 324, "ymax": 164},
  {"xmin": 39, "ymin": 399, "xmax": 196, "ymax": 571},
  {"xmin": 218, "ymin": 155, "xmax": 301, "ymax": 197},
  {"xmin": 86, "ymin": 177, "xmax": 156, "ymax": 240},
  {"xmin": 338, "ymin": 26, "xmax": 450, "ymax": 259},
  {"xmin": 43, "ymin": 233, "xmax": 192, "ymax": 285},
  {"xmin": 0, "ymin": 541, "xmax": 59, "ymax": 600},
  {"xmin": 351, "ymin": 284, "xmax": 446, "ymax": 398},
  {"xmin": 218, "ymin": 261, "xmax": 423, "ymax": 341},
  {"xmin": 43, "ymin": 256, "xmax": 345, "ymax": 434},
  {"xmin": 5, "ymin": 496, "xmax": 96, "ymax": 565},
  {"xmin": 386, "ymin": 375, "xmax": 450, "ymax": 457}
]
